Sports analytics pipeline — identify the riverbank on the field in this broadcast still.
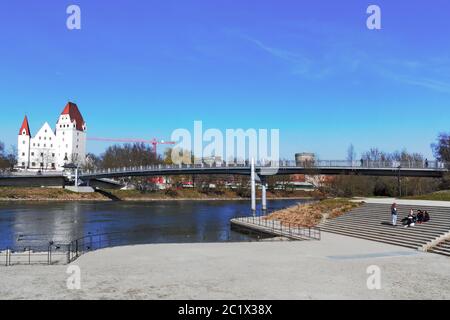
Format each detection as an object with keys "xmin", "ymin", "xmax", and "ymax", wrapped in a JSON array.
[
  {"xmin": 1, "ymin": 233, "xmax": 449, "ymax": 299},
  {"xmin": 0, "ymin": 187, "xmax": 321, "ymax": 202}
]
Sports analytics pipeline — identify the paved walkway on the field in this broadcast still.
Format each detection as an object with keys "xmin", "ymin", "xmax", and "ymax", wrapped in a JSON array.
[
  {"xmin": 354, "ymin": 197, "xmax": 450, "ymax": 208},
  {"xmin": 1, "ymin": 232, "xmax": 449, "ymax": 299}
]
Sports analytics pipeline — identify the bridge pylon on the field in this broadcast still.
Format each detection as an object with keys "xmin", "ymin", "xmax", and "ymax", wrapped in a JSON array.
[{"xmin": 251, "ymin": 158, "xmax": 256, "ymax": 216}]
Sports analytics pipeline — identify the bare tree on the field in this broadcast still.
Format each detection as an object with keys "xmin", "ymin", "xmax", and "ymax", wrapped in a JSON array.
[
  {"xmin": 347, "ymin": 144, "xmax": 356, "ymax": 162},
  {"xmin": 432, "ymin": 132, "xmax": 450, "ymax": 163}
]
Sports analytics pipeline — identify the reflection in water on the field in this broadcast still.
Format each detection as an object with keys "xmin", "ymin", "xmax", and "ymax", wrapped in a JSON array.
[{"xmin": 0, "ymin": 199, "xmax": 308, "ymax": 249}]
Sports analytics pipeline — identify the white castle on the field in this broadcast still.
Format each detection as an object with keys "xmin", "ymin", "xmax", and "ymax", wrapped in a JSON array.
[{"xmin": 17, "ymin": 102, "xmax": 87, "ymax": 171}]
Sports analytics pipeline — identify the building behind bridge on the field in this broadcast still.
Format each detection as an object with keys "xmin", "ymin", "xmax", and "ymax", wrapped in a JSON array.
[{"xmin": 17, "ymin": 102, "xmax": 87, "ymax": 171}]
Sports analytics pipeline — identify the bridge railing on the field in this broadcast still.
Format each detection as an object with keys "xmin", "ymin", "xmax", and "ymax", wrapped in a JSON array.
[
  {"xmin": 233, "ymin": 215, "xmax": 321, "ymax": 241},
  {"xmin": 80, "ymin": 160, "xmax": 447, "ymax": 176}
]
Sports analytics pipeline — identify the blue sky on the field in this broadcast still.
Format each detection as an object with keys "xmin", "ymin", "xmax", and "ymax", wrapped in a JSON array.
[{"xmin": 0, "ymin": 0, "xmax": 449, "ymax": 159}]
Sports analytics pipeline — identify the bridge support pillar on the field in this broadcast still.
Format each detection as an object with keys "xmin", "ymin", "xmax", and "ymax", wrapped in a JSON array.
[
  {"xmin": 75, "ymin": 167, "xmax": 79, "ymax": 187},
  {"xmin": 261, "ymin": 177, "xmax": 267, "ymax": 213},
  {"xmin": 251, "ymin": 158, "xmax": 256, "ymax": 216}
]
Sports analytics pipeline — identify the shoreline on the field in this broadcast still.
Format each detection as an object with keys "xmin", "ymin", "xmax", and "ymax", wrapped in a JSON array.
[{"xmin": 0, "ymin": 196, "xmax": 315, "ymax": 203}]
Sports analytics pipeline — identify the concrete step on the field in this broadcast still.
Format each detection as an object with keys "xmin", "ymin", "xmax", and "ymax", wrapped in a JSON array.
[
  {"xmin": 320, "ymin": 225, "xmax": 432, "ymax": 245},
  {"xmin": 322, "ymin": 219, "xmax": 450, "ymax": 234},
  {"xmin": 348, "ymin": 206, "xmax": 450, "ymax": 214},
  {"xmin": 341, "ymin": 210, "xmax": 450, "ymax": 217},
  {"xmin": 321, "ymin": 222, "xmax": 446, "ymax": 239},
  {"xmin": 322, "ymin": 216, "xmax": 450, "ymax": 228},
  {"xmin": 324, "ymin": 215, "xmax": 450, "ymax": 225},
  {"xmin": 321, "ymin": 225, "xmax": 439, "ymax": 241},
  {"xmin": 319, "ymin": 203, "xmax": 450, "ymax": 251},
  {"xmin": 436, "ymin": 241, "xmax": 450, "ymax": 249},
  {"xmin": 428, "ymin": 248, "xmax": 450, "ymax": 257},
  {"xmin": 321, "ymin": 228, "xmax": 419, "ymax": 249}
]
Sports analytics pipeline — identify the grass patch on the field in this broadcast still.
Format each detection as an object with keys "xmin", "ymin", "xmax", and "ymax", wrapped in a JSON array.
[
  {"xmin": 0, "ymin": 187, "xmax": 105, "ymax": 200},
  {"xmin": 403, "ymin": 190, "xmax": 450, "ymax": 202},
  {"xmin": 264, "ymin": 198, "xmax": 362, "ymax": 227}
]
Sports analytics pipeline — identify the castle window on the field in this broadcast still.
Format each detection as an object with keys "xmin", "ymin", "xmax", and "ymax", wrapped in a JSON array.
[
  {"xmin": 22, "ymin": 152, "xmax": 25, "ymax": 156},
  {"xmin": 33, "ymin": 143, "xmax": 35, "ymax": 147},
  {"xmin": 40, "ymin": 153, "xmax": 44, "ymax": 157},
  {"xmin": 22, "ymin": 162, "xmax": 25, "ymax": 167},
  {"xmin": 45, "ymin": 130, "xmax": 47, "ymax": 133},
  {"xmin": 40, "ymin": 163, "xmax": 44, "ymax": 168},
  {"xmin": 22, "ymin": 141, "xmax": 25, "ymax": 144},
  {"xmin": 39, "ymin": 137, "xmax": 41, "ymax": 140},
  {"xmin": 52, "ymin": 153, "xmax": 55, "ymax": 157},
  {"xmin": 51, "ymin": 163, "xmax": 55, "ymax": 168},
  {"xmin": 37, "ymin": 144, "xmax": 40, "ymax": 147},
  {"xmin": 32, "ymin": 162, "xmax": 35, "ymax": 167},
  {"xmin": 31, "ymin": 152, "xmax": 34, "ymax": 156},
  {"xmin": 51, "ymin": 144, "xmax": 53, "ymax": 148},
  {"xmin": 44, "ymin": 137, "xmax": 46, "ymax": 140}
]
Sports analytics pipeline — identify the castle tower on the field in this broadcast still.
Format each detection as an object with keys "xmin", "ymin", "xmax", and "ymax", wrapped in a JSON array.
[
  {"xmin": 55, "ymin": 102, "xmax": 87, "ymax": 169},
  {"xmin": 17, "ymin": 116, "xmax": 31, "ymax": 169}
]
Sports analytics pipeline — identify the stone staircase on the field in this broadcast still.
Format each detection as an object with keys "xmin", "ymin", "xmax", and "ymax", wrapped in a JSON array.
[
  {"xmin": 428, "ymin": 239, "xmax": 450, "ymax": 256},
  {"xmin": 319, "ymin": 203, "xmax": 450, "ymax": 256}
]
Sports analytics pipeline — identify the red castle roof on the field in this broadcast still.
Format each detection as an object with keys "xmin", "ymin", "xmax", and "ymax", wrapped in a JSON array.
[
  {"xmin": 19, "ymin": 116, "xmax": 31, "ymax": 136},
  {"xmin": 61, "ymin": 102, "xmax": 86, "ymax": 131}
]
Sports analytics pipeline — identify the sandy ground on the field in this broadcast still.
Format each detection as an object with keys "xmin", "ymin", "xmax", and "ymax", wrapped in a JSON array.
[{"xmin": 1, "ymin": 232, "xmax": 449, "ymax": 300}]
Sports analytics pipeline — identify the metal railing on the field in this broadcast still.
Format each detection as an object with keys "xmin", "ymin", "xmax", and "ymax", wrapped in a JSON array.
[
  {"xmin": 1, "ymin": 244, "xmax": 69, "ymax": 266},
  {"xmin": 2, "ymin": 160, "xmax": 447, "ymax": 178},
  {"xmin": 80, "ymin": 160, "xmax": 448, "ymax": 177},
  {"xmin": 232, "ymin": 210, "xmax": 321, "ymax": 241}
]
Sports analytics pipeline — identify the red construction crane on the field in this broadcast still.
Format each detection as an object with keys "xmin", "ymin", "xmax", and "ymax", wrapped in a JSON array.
[{"xmin": 88, "ymin": 137, "xmax": 176, "ymax": 156}]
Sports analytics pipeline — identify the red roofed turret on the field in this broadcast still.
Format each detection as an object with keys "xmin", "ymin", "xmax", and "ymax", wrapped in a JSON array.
[
  {"xmin": 19, "ymin": 116, "xmax": 31, "ymax": 136},
  {"xmin": 60, "ymin": 102, "xmax": 86, "ymax": 131}
]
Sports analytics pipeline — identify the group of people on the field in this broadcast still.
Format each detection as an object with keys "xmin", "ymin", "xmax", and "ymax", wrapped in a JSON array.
[{"xmin": 391, "ymin": 203, "xmax": 430, "ymax": 228}]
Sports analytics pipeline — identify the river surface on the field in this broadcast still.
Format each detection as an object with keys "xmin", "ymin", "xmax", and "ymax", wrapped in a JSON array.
[{"xmin": 0, "ymin": 199, "xmax": 308, "ymax": 249}]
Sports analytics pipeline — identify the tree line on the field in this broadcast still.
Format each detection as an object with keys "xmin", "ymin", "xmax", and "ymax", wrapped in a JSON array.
[
  {"xmin": 325, "ymin": 132, "xmax": 450, "ymax": 197},
  {"xmin": 1, "ymin": 132, "xmax": 449, "ymax": 196},
  {"xmin": 0, "ymin": 142, "xmax": 16, "ymax": 170}
]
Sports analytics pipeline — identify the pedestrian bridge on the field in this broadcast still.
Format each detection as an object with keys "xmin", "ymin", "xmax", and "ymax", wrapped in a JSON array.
[{"xmin": 79, "ymin": 160, "xmax": 447, "ymax": 180}]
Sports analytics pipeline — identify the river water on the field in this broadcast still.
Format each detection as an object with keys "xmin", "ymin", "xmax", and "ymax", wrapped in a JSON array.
[{"xmin": 0, "ymin": 199, "xmax": 308, "ymax": 249}]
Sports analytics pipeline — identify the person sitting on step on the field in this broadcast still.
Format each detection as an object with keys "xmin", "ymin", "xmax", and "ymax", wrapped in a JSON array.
[
  {"xmin": 402, "ymin": 210, "xmax": 415, "ymax": 228},
  {"xmin": 423, "ymin": 211, "xmax": 430, "ymax": 223},
  {"xmin": 416, "ymin": 210, "xmax": 424, "ymax": 224}
]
